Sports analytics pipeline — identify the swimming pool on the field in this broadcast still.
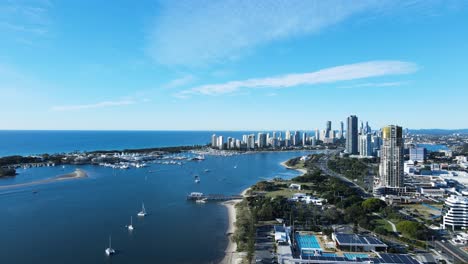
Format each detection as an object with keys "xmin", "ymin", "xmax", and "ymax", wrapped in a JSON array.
[
  {"xmin": 344, "ymin": 253, "xmax": 369, "ymax": 260},
  {"xmin": 296, "ymin": 233, "xmax": 322, "ymax": 250}
]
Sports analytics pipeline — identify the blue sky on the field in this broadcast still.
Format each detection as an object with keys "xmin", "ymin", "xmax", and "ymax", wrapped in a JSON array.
[{"xmin": 0, "ymin": 0, "xmax": 467, "ymax": 130}]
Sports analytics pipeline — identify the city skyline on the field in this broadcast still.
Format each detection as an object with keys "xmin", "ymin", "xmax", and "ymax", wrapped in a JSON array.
[{"xmin": 1, "ymin": 1, "xmax": 468, "ymax": 130}]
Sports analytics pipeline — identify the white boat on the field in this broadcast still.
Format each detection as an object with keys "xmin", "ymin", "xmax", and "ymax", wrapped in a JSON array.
[
  {"xmin": 137, "ymin": 203, "xmax": 147, "ymax": 217},
  {"xmin": 127, "ymin": 216, "xmax": 134, "ymax": 231},
  {"xmin": 194, "ymin": 175, "xmax": 200, "ymax": 183},
  {"xmin": 233, "ymin": 165, "xmax": 237, "ymax": 169},
  {"xmin": 196, "ymin": 198, "xmax": 207, "ymax": 204},
  {"xmin": 105, "ymin": 236, "xmax": 115, "ymax": 256}
]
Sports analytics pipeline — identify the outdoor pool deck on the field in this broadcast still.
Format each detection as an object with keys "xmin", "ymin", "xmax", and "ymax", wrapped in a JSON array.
[{"xmin": 296, "ymin": 233, "xmax": 322, "ymax": 257}]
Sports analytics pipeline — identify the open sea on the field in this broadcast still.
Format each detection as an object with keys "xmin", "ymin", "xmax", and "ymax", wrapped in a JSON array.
[{"xmin": 0, "ymin": 130, "xmax": 316, "ymax": 264}]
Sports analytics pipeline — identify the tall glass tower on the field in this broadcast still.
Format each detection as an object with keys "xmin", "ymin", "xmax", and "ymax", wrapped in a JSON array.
[
  {"xmin": 346, "ymin": 115, "xmax": 358, "ymax": 154},
  {"xmin": 379, "ymin": 125, "xmax": 404, "ymax": 188}
]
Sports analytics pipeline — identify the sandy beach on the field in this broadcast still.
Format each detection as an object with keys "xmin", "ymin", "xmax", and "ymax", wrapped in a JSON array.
[
  {"xmin": 0, "ymin": 169, "xmax": 88, "ymax": 190},
  {"xmin": 219, "ymin": 188, "xmax": 250, "ymax": 264},
  {"xmin": 220, "ymin": 159, "xmax": 304, "ymax": 263}
]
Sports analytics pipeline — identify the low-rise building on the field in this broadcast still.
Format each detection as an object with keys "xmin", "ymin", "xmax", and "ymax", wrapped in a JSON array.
[
  {"xmin": 332, "ymin": 233, "xmax": 388, "ymax": 252},
  {"xmin": 419, "ymin": 187, "xmax": 445, "ymax": 197}
]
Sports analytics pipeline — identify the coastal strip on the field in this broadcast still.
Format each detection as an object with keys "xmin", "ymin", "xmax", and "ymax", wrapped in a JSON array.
[
  {"xmin": 220, "ymin": 159, "xmax": 305, "ymax": 264},
  {"xmin": 280, "ymin": 160, "xmax": 307, "ymax": 176},
  {"xmin": 220, "ymin": 188, "xmax": 250, "ymax": 264},
  {"xmin": 0, "ymin": 169, "xmax": 88, "ymax": 190}
]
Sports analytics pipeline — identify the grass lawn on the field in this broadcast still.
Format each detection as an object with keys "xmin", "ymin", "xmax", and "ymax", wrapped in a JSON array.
[
  {"xmin": 402, "ymin": 204, "xmax": 442, "ymax": 219},
  {"xmin": 374, "ymin": 218, "xmax": 394, "ymax": 232}
]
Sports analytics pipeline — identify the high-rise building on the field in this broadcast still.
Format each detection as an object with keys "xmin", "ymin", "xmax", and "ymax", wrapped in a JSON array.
[
  {"xmin": 227, "ymin": 137, "xmax": 233, "ymax": 149},
  {"xmin": 359, "ymin": 134, "xmax": 373, "ymax": 157},
  {"xmin": 217, "ymin": 136, "xmax": 224, "ymax": 150},
  {"xmin": 409, "ymin": 147, "xmax": 426, "ymax": 163},
  {"xmin": 315, "ymin": 128, "xmax": 319, "ymax": 141},
  {"xmin": 302, "ymin": 132, "xmax": 307, "ymax": 146},
  {"xmin": 258, "ymin": 133, "xmax": 267, "ymax": 148},
  {"xmin": 247, "ymin": 134, "xmax": 255, "ymax": 149},
  {"xmin": 371, "ymin": 133, "xmax": 382, "ymax": 156},
  {"xmin": 271, "ymin": 137, "xmax": 278, "ymax": 148},
  {"xmin": 346, "ymin": 115, "xmax": 358, "ymax": 154},
  {"xmin": 378, "ymin": 125, "xmax": 404, "ymax": 189},
  {"xmin": 285, "ymin": 130, "xmax": 291, "ymax": 141},
  {"xmin": 211, "ymin": 134, "xmax": 217, "ymax": 148},
  {"xmin": 310, "ymin": 137, "xmax": 316, "ymax": 147},
  {"xmin": 242, "ymin": 135, "xmax": 247, "ymax": 144},
  {"xmin": 339, "ymin": 121, "xmax": 344, "ymax": 139},
  {"xmin": 235, "ymin": 139, "xmax": 241, "ymax": 149},
  {"xmin": 319, "ymin": 129, "xmax": 324, "ymax": 141},
  {"xmin": 442, "ymin": 195, "xmax": 468, "ymax": 231},
  {"xmin": 325, "ymin": 121, "xmax": 332, "ymax": 138},
  {"xmin": 365, "ymin": 122, "xmax": 371, "ymax": 134},
  {"xmin": 293, "ymin": 131, "xmax": 300, "ymax": 146}
]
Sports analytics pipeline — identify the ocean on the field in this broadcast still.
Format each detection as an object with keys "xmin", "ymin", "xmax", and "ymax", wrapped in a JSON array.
[
  {"xmin": 0, "ymin": 130, "xmax": 316, "ymax": 263},
  {"xmin": 0, "ymin": 130, "xmax": 315, "ymax": 157}
]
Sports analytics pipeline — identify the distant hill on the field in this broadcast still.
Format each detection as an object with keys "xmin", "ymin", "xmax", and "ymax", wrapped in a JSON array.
[{"xmin": 408, "ymin": 129, "xmax": 468, "ymax": 135}]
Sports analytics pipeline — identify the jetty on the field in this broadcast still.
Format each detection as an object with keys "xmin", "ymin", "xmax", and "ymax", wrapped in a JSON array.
[{"xmin": 187, "ymin": 192, "xmax": 242, "ymax": 201}]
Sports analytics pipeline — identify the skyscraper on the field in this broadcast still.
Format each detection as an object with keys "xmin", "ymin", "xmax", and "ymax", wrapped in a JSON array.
[
  {"xmin": 247, "ymin": 134, "xmax": 255, "ymax": 149},
  {"xmin": 293, "ymin": 131, "xmax": 300, "ymax": 146},
  {"xmin": 378, "ymin": 125, "xmax": 404, "ymax": 189},
  {"xmin": 325, "ymin": 121, "xmax": 332, "ymax": 138},
  {"xmin": 217, "ymin": 136, "xmax": 224, "ymax": 150},
  {"xmin": 285, "ymin": 130, "xmax": 291, "ymax": 141},
  {"xmin": 258, "ymin": 133, "xmax": 267, "ymax": 148},
  {"xmin": 359, "ymin": 133, "xmax": 372, "ymax": 157},
  {"xmin": 346, "ymin": 115, "xmax": 358, "ymax": 154},
  {"xmin": 315, "ymin": 128, "xmax": 319, "ymax": 141},
  {"xmin": 339, "ymin": 121, "xmax": 344, "ymax": 139},
  {"xmin": 211, "ymin": 134, "xmax": 217, "ymax": 148}
]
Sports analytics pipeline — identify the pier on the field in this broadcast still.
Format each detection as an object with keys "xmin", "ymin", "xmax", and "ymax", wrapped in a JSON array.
[{"xmin": 187, "ymin": 192, "xmax": 243, "ymax": 201}]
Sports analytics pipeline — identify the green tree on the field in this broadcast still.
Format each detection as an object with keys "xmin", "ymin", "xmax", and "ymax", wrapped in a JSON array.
[
  {"xmin": 361, "ymin": 198, "xmax": 387, "ymax": 213},
  {"xmin": 396, "ymin": 220, "xmax": 428, "ymax": 240}
]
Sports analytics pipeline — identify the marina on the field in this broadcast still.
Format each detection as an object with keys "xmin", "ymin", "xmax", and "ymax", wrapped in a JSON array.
[{"xmin": 0, "ymin": 147, "xmax": 312, "ymax": 264}]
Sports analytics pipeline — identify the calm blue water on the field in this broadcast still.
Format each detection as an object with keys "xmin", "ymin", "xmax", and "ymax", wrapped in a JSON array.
[
  {"xmin": 417, "ymin": 144, "xmax": 449, "ymax": 152},
  {"xmin": 0, "ymin": 150, "xmax": 316, "ymax": 264},
  {"xmin": 0, "ymin": 130, "xmax": 314, "ymax": 157}
]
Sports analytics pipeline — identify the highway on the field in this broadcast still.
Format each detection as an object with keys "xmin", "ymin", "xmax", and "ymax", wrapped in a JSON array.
[{"xmin": 317, "ymin": 154, "xmax": 370, "ymax": 197}]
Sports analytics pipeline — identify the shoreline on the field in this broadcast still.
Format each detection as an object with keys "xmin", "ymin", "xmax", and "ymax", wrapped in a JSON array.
[
  {"xmin": 280, "ymin": 160, "xmax": 307, "ymax": 176},
  {"xmin": 220, "ymin": 157, "xmax": 304, "ymax": 264},
  {"xmin": 219, "ymin": 187, "xmax": 250, "ymax": 264},
  {"xmin": 0, "ymin": 169, "xmax": 88, "ymax": 190}
]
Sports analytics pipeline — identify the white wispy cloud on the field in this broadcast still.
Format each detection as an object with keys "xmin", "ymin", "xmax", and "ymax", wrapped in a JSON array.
[
  {"xmin": 146, "ymin": 0, "xmax": 451, "ymax": 66},
  {"xmin": 176, "ymin": 61, "xmax": 418, "ymax": 97},
  {"xmin": 51, "ymin": 100, "xmax": 136, "ymax": 111},
  {"xmin": 338, "ymin": 81, "xmax": 408, "ymax": 89},
  {"xmin": 163, "ymin": 74, "xmax": 195, "ymax": 89}
]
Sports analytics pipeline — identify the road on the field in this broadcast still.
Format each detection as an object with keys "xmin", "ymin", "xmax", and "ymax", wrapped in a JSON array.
[
  {"xmin": 317, "ymin": 154, "xmax": 370, "ymax": 197},
  {"xmin": 432, "ymin": 240, "xmax": 468, "ymax": 264}
]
